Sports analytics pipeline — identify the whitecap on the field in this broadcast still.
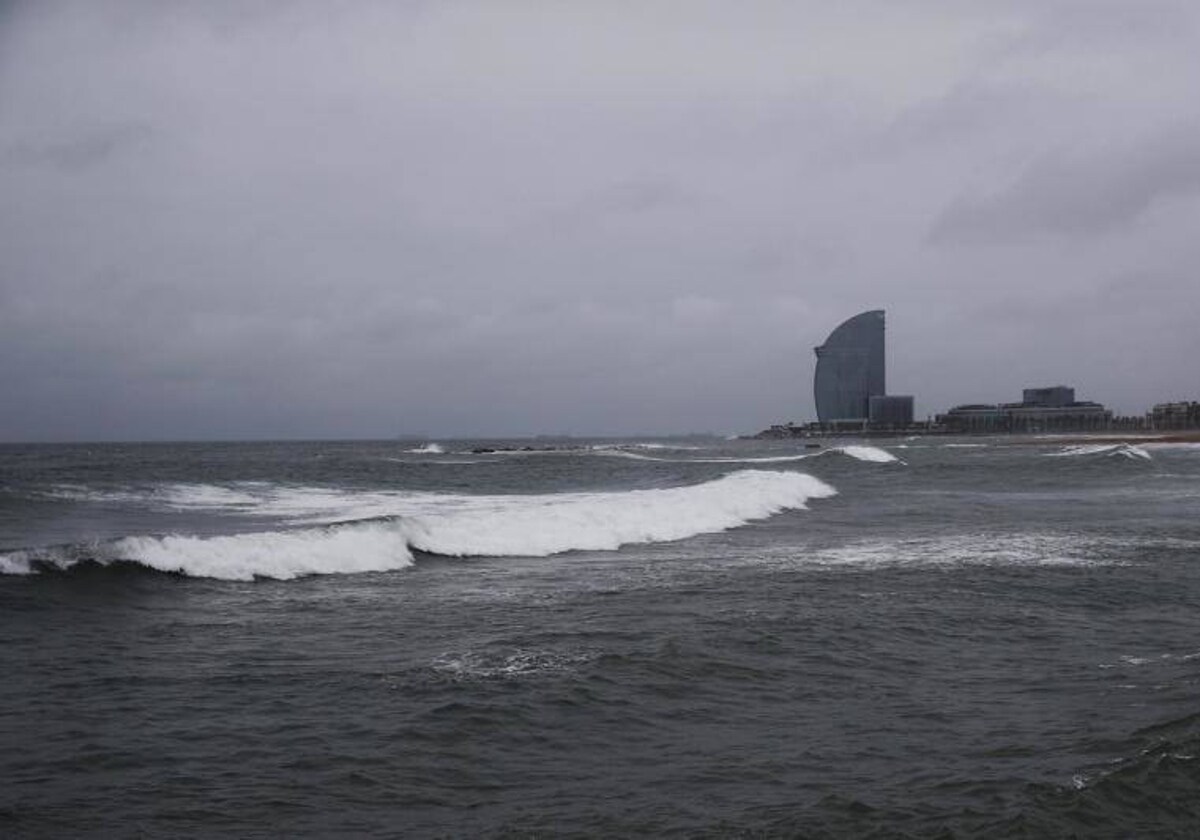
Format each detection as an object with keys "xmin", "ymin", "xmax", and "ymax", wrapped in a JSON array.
[
  {"xmin": 0, "ymin": 553, "xmax": 34, "ymax": 575},
  {"xmin": 1144, "ymin": 442, "xmax": 1200, "ymax": 453},
  {"xmin": 157, "ymin": 483, "xmax": 264, "ymax": 510},
  {"xmin": 2, "ymin": 470, "xmax": 837, "ymax": 581},
  {"xmin": 430, "ymin": 649, "xmax": 597, "ymax": 680},
  {"xmin": 404, "ymin": 443, "xmax": 444, "ymax": 454},
  {"xmin": 768, "ymin": 532, "xmax": 1131, "ymax": 570},
  {"xmin": 593, "ymin": 450, "xmax": 815, "ymax": 464},
  {"xmin": 111, "ymin": 523, "xmax": 416, "ymax": 581},
  {"xmin": 1047, "ymin": 444, "xmax": 1152, "ymax": 460},
  {"xmin": 593, "ymin": 445, "xmax": 903, "ymax": 466},
  {"xmin": 832, "ymin": 445, "xmax": 902, "ymax": 464},
  {"xmin": 401, "ymin": 470, "xmax": 836, "ymax": 557}
]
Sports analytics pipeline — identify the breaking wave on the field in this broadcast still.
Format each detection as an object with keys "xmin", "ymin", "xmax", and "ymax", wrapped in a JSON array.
[
  {"xmin": 1, "ymin": 470, "xmax": 836, "ymax": 581},
  {"xmin": 593, "ymin": 444, "xmax": 902, "ymax": 465},
  {"xmin": 1047, "ymin": 444, "xmax": 1152, "ymax": 460},
  {"xmin": 833, "ymin": 445, "xmax": 902, "ymax": 463},
  {"xmin": 590, "ymin": 441, "xmax": 705, "ymax": 451},
  {"xmin": 405, "ymin": 443, "xmax": 445, "ymax": 454},
  {"xmin": 594, "ymin": 450, "xmax": 814, "ymax": 464}
]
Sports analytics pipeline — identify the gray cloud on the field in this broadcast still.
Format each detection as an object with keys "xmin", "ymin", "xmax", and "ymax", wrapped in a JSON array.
[
  {"xmin": 3, "ymin": 123, "xmax": 151, "ymax": 172},
  {"xmin": 2, "ymin": 1, "xmax": 1199, "ymax": 439},
  {"xmin": 929, "ymin": 126, "xmax": 1200, "ymax": 243}
]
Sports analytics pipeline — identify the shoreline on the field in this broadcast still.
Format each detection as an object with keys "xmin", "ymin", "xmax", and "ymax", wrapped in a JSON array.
[
  {"xmin": 750, "ymin": 429, "xmax": 1200, "ymax": 444},
  {"xmin": 999, "ymin": 432, "xmax": 1200, "ymax": 445}
]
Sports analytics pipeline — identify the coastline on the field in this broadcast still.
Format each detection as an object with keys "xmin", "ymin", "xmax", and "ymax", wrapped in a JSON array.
[{"xmin": 748, "ymin": 428, "xmax": 1200, "ymax": 444}]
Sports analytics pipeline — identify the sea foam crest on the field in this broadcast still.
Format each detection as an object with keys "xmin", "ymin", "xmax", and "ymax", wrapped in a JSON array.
[
  {"xmin": 405, "ymin": 443, "xmax": 445, "ymax": 454},
  {"xmin": 403, "ymin": 470, "xmax": 835, "ymax": 557},
  {"xmin": 593, "ymin": 444, "xmax": 901, "ymax": 465},
  {"xmin": 1048, "ymin": 443, "xmax": 1152, "ymax": 460},
  {"xmin": 1, "ymin": 470, "xmax": 836, "ymax": 581},
  {"xmin": 831, "ymin": 445, "xmax": 901, "ymax": 463},
  {"xmin": 768, "ymin": 532, "xmax": 1133, "ymax": 570}
]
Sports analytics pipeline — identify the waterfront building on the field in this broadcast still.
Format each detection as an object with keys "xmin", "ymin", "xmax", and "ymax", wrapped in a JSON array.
[
  {"xmin": 813, "ymin": 310, "xmax": 886, "ymax": 423},
  {"xmin": 1022, "ymin": 386, "xmax": 1074, "ymax": 407},
  {"xmin": 869, "ymin": 395, "xmax": 915, "ymax": 427},
  {"xmin": 937, "ymin": 385, "xmax": 1111, "ymax": 433},
  {"xmin": 1150, "ymin": 402, "xmax": 1200, "ymax": 429}
]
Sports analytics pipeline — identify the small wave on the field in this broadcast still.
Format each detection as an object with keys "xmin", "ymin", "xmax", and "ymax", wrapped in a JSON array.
[
  {"xmin": 590, "ymin": 441, "xmax": 706, "ymax": 451},
  {"xmin": 757, "ymin": 532, "xmax": 1132, "ymax": 570},
  {"xmin": 405, "ymin": 443, "xmax": 444, "ymax": 454},
  {"xmin": 44, "ymin": 483, "xmax": 265, "ymax": 511},
  {"xmin": 594, "ymin": 450, "xmax": 815, "ymax": 464},
  {"xmin": 1, "ymin": 470, "xmax": 836, "ymax": 581},
  {"xmin": 1047, "ymin": 444, "xmax": 1152, "ymax": 460},
  {"xmin": 1098, "ymin": 650, "xmax": 1200, "ymax": 669},
  {"xmin": 429, "ymin": 648, "xmax": 597, "ymax": 680},
  {"xmin": 831, "ymin": 445, "xmax": 903, "ymax": 464},
  {"xmin": 1145, "ymin": 442, "xmax": 1200, "ymax": 453},
  {"xmin": 593, "ymin": 444, "xmax": 902, "ymax": 466},
  {"xmin": 592, "ymin": 449, "xmax": 663, "ymax": 461},
  {"xmin": 385, "ymin": 456, "xmax": 488, "ymax": 465},
  {"xmin": 0, "ymin": 554, "xmax": 36, "ymax": 575},
  {"xmin": 1028, "ymin": 716, "xmax": 1200, "ymax": 834}
]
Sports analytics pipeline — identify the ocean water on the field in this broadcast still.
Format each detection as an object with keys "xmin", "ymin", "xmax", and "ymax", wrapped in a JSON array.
[{"xmin": 2, "ymin": 437, "xmax": 1199, "ymax": 838}]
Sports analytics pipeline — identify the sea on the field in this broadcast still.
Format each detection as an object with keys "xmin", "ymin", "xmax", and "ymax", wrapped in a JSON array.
[{"xmin": 2, "ymin": 436, "xmax": 1199, "ymax": 838}]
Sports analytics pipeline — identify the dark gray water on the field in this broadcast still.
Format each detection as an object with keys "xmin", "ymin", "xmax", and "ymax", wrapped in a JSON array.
[{"xmin": 2, "ymin": 438, "xmax": 1199, "ymax": 837}]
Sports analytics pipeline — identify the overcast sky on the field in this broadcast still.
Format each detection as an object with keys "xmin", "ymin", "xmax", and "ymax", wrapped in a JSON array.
[{"xmin": 2, "ymin": 1, "xmax": 1198, "ymax": 440}]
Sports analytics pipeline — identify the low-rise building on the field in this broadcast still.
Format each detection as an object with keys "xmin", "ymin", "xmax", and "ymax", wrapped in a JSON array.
[
  {"xmin": 937, "ymin": 386, "xmax": 1111, "ymax": 433},
  {"xmin": 1150, "ymin": 402, "xmax": 1200, "ymax": 430},
  {"xmin": 868, "ymin": 395, "xmax": 915, "ymax": 428}
]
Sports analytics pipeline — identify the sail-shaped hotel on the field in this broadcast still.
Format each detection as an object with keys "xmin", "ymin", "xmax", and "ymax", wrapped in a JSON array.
[{"xmin": 813, "ymin": 310, "xmax": 912, "ymax": 427}]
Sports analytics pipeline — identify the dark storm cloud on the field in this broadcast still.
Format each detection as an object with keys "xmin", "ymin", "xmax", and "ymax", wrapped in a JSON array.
[
  {"xmin": 1, "ymin": 1, "xmax": 1199, "ymax": 439},
  {"xmin": 2, "ymin": 123, "xmax": 152, "ymax": 172},
  {"xmin": 929, "ymin": 126, "xmax": 1200, "ymax": 243}
]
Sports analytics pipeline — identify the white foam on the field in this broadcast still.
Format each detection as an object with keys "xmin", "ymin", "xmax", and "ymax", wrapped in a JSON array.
[
  {"xmin": 593, "ymin": 449, "xmax": 662, "ymax": 461},
  {"xmin": 43, "ymin": 484, "xmax": 142, "ymax": 504},
  {"xmin": 385, "ymin": 456, "xmax": 488, "ymax": 465},
  {"xmin": 1144, "ymin": 442, "xmax": 1200, "ymax": 453},
  {"xmin": 590, "ymin": 442, "xmax": 705, "ymax": 451},
  {"xmin": 429, "ymin": 649, "xmax": 597, "ymax": 680},
  {"xmin": 833, "ymin": 445, "xmax": 902, "ymax": 463},
  {"xmin": 111, "ymin": 522, "xmax": 416, "ymax": 581},
  {"xmin": 0, "ymin": 554, "xmax": 34, "ymax": 575},
  {"xmin": 594, "ymin": 445, "xmax": 903, "ymax": 466},
  {"xmin": 405, "ymin": 443, "xmax": 444, "ymax": 454},
  {"xmin": 44, "ymin": 482, "xmax": 444, "ymax": 524},
  {"xmin": 158, "ymin": 483, "xmax": 264, "ymax": 510},
  {"xmin": 46, "ymin": 482, "xmax": 265, "ymax": 511},
  {"xmin": 594, "ymin": 450, "xmax": 815, "ymax": 464},
  {"xmin": 752, "ymin": 532, "xmax": 1133, "ymax": 570},
  {"xmin": 401, "ymin": 470, "xmax": 836, "ymax": 557},
  {"xmin": 1047, "ymin": 444, "xmax": 1152, "ymax": 460},
  {"xmin": 699, "ymin": 454, "xmax": 817, "ymax": 463},
  {"xmin": 3, "ymin": 470, "xmax": 836, "ymax": 581}
]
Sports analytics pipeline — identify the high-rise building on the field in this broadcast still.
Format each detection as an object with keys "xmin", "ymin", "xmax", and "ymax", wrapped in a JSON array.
[{"xmin": 813, "ymin": 310, "xmax": 886, "ymax": 423}]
